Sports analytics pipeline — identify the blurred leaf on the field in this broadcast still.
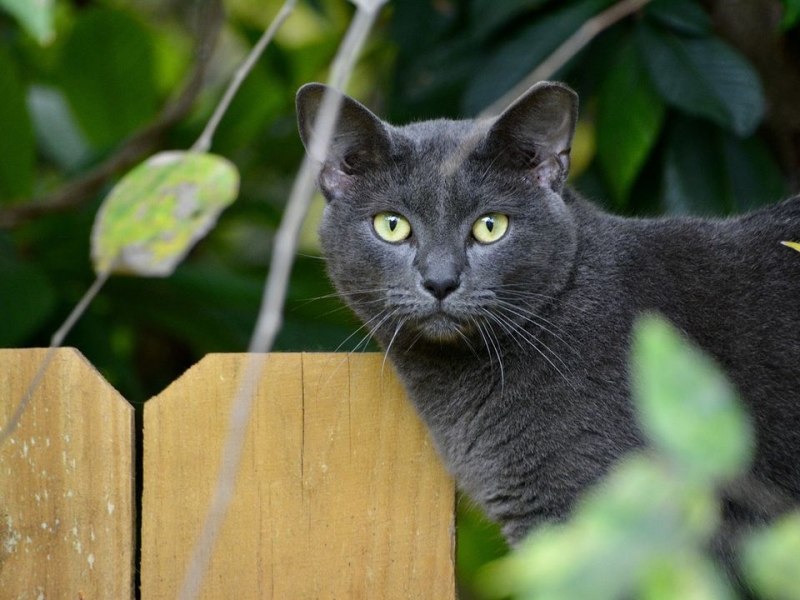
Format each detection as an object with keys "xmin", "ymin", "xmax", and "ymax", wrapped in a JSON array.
[
  {"xmin": 469, "ymin": 0, "xmax": 551, "ymax": 40},
  {"xmin": 0, "ymin": 0, "xmax": 55, "ymax": 44},
  {"xmin": 479, "ymin": 456, "xmax": 724, "ymax": 600},
  {"xmin": 637, "ymin": 553, "xmax": 734, "ymax": 600},
  {"xmin": 644, "ymin": 0, "xmax": 712, "ymax": 36},
  {"xmin": 632, "ymin": 314, "xmax": 752, "ymax": 481},
  {"xmin": 462, "ymin": 0, "xmax": 614, "ymax": 114},
  {"xmin": 0, "ymin": 252, "xmax": 56, "ymax": 346},
  {"xmin": 61, "ymin": 7, "xmax": 158, "ymax": 147},
  {"xmin": 743, "ymin": 512, "xmax": 800, "ymax": 600},
  {"xmin": 637, "ymin": 21, "xmax": 764, "ymax": 136},
  {"xmin": 27, "ymin": 85, "xmax": 91, "ymax": 171},
  {"xmin": 780, "ymin": 0, "xmax": 800, "ymax": 30},
  {"xmin": 663, "ymin": 116, "xmax": 786, "ymax": 216},
  {"xmin": 0, "ymin": 45, "xmax": 35, "ymax": 203},
  {"xmin": 596, "ymin": 37, "xmax": 665, "ymax": 206},
  {"xmin": 781, "ymin": 241, "xmax": 800, "ymax": 252},
  {"xmin": 91, "ymin": 151, "xmax": 239, "ymax": 276}
]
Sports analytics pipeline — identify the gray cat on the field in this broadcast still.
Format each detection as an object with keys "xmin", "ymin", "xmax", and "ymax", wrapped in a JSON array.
[{"xmin": 296, "ymin": 81, "xmax": 800, "ymax": 575}]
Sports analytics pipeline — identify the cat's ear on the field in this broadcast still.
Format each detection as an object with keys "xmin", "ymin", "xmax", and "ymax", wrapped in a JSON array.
[
  {"xmin": 483, "ymin": 81, "xmax": 578, "ymax": 190},
  {"xmin": 296, "ymin": 83, "xmax": 391, "ymax": 200}
]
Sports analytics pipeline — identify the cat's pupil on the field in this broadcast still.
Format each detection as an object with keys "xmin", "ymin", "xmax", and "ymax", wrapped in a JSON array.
[
  {"xmin": 486, "ymin": 218, "xmax": 495, "ymax": 232},
  {"xmin": 388, "ymin": 216, "xmax": 398, "ymax": 231}
]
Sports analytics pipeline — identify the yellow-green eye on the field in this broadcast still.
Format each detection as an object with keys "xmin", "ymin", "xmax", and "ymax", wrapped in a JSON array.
[
  {"xmin": 472, "ymin": 213, "xmax": 509, "ymax": 244},
  {"xmin": 373, "ymin": 212, "xmax": 412, "ymax": 243}
]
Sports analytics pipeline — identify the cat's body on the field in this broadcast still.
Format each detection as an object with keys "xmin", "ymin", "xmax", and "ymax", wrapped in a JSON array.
[{"xmin": 296, "ymin": 82, "xmax": 800, "ymax": 551}]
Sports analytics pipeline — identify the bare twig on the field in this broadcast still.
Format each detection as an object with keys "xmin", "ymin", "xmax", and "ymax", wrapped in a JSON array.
[
  {"xmin": 0, "ymin": 0, "xmax": 225, "ymax": 229},
  {"xmin": 0, "ymin": 264, "xmax": 114, "ymax": 445},
  {"xmin": 176, "ymin": 3, "xmax": 388, "ymax": 598},
  {"xmin": 480, "ymin": 0, "xmax": 652, "ymax": 118},
  {"xmin": 192, "ymin": 0, "xmax": 297, "ymax": 153}
]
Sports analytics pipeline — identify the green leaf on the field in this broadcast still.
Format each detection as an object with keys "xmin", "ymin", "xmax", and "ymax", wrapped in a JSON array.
[
  {"xmin": 478, "ymin": 455, "xmax": 725, "ymax": 600},
  {"xmin": 782, "ymin": 241, "xmax": 800, "ymax": 252},
  {"xmin": 596, "ymin": 37, "xmax": 665, "ymax": 206},
  {"xmin": 462, "ymin": 0, "xmax": 614, "ymax": 114},
  {"xmin": 91, "ymin": 151, "xmax": 239, "ymax": 277},
  {"xmin": 721, "ymin": 133, "xmax": 788, "ymax": 213},
  {"xmin": 637, "ymin": 21, "xmax": 765, "ymax": 136},
  {"xmin": 0, "ymin": 0, "xmax": 56, "ymax": 44},
  {"xmin": 0, "ymin": 251, "xmax": 56, "ymax": 346},
  {"xmin": 644, "ymin": 0, "xmax": 712, "ymax": 36},
  {"xmin": 60, "ymin": 7, "xmax": 158, "ymax": 147},
  {"xmin": 780, "ymin": 0, "xmax": 800, "ymax": 30},
  {"xmin": 743, "ymin": 512, "xmax": 800, "ymax": 600},
  {"xmin": 631, "ymin": 314, "xmax": 753, "ymax": 481},
  {"xmin": 663, "ymin": 116, "xmax": 786, "ymax": 216},
  {"xmin": 27, "ymin": 85, "xmax": 91, "ymax": 171},
  {"xmin": 0, "ymin": 45, "xmax": 35, "ymax": 203},
  {"xmin": 469, "ymin": 0, "xmax": 552, "ymax": 40},
  {"xmin": 637, "ymin": 552, "xmax": 735, "ymax": 600}
]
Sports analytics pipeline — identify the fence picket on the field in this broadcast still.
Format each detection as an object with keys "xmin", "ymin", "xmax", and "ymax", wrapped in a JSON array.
[
  {"xmin": 141, "ymin": 353, "xmax": 456, "ymax": 599},
  {"xmin": 0, "ymin": 348, "xmax": 134, "ymax": 599}
]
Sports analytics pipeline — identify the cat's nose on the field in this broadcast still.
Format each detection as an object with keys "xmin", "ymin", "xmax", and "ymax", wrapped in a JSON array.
[{"xmin": 423, "ymin": 277, "xmax": 460, "ymax": 300}]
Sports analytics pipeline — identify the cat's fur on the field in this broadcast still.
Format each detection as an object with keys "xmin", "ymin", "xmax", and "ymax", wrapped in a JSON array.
[{"xmin": 296, "ymin": 82, "xmax": 800, "ymax": 558}]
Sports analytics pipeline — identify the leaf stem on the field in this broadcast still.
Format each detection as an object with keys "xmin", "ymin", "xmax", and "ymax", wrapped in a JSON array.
[{"xmin": 191, "ymin": 0, "xmax": 297, "ymax": 154}]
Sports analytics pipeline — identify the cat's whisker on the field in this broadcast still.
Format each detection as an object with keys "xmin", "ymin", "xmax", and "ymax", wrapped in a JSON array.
[
  {"xmin": 493, "ymin": 299, "xmax": 581, "ymax": 357},
  {"xmin": 482, "ymin": 309, "xmax": 572, "ymax": 387},
  {"xmin": 491, "ymin": 309, "xmax": 572, "ymax": 377},
  {"xmin": 495, "ymin": 286, "xmax": 595, "ymax": 316},
  {"xmin": 381, "ymin": 317, "xmax": 406, "ymax": 379},
  {"xmin": 477, "ymin": 317, "xmax": 505, "ymax": 394},
  {"xmin": 318, "ymin": 304, "xmax": 402, "ymax": 387}
]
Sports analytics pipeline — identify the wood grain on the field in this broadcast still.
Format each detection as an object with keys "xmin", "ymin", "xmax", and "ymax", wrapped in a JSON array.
[
  {"xmin": 0, "ymin": 348, "xmax": 135, "ymax": 599},
  {"xmin": 141, "ymin": 353, "xmax": 455, "ymax": 599}
]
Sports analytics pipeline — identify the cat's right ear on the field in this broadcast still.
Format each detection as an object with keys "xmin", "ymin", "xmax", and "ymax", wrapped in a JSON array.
[
  {"xmin": 483, "ymin": 81, "xmax": 578, "ymax": 191},
  {"xmin": 296, "ymin": 83, "xmax": 391, "ymax": 201}
]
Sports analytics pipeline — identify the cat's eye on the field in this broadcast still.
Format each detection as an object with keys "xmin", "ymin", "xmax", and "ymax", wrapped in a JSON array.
[
  {"xmin": 373, "ymin": 212, "xmax": 412, "ymax": 243},
  {"xmin": 472, "ymin": 213, "xmax": 509, "ymax": 244}
]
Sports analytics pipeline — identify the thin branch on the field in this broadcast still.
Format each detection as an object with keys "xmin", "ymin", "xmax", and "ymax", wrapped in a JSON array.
[
  {"xmin": 175, "ymin": 3, "xmax": 388, "ymax": 598},
  {"xmin": 192, "ymin": 0, "xmax": 297, "ymax": 153},
  {"xmin": 480, "ymin": 0, "xmax": 652, "ymax": 118},
  {"xmin": 0, "ymin": 0, "xmax": 225, "ymax": 229},
  {"xmin": 0, "ymin": 265, "xmax": 114, "ymax": 445}
]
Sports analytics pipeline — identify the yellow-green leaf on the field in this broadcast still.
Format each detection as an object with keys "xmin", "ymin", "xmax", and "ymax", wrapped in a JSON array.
[
  {"xmin": 781, "ymin": 241, "xmax": 800, "ymax": 253},
  {"xmin": 91, "ymin": 151, "xmax": 239, "ymax": 277}
]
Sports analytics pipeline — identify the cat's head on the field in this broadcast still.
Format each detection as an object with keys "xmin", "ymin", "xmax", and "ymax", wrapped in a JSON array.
[{"xmin": 296, "ymin": 82, "xmax": 580, "ymax": 347}]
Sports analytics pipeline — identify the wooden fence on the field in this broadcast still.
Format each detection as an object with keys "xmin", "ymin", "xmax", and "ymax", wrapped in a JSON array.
[{"xmin": 0, "ymin": 349, "xmax": 456, "ymax": 599}]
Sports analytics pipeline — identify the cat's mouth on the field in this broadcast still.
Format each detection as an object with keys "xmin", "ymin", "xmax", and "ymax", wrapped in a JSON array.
[{"xmin": 412, "ymin": 309, "xmax": 474, "ymax": 343}]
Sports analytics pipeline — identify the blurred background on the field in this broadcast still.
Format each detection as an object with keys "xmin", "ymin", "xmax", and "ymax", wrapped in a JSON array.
[{"xmin": 1, "ymin": 0, "xmax": 799, "ymax": 595}]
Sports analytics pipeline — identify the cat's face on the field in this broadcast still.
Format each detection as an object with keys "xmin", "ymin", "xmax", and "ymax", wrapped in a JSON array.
[{"xmin": 297, "ymin": 82, "xmax": 580, "ymax": 347}]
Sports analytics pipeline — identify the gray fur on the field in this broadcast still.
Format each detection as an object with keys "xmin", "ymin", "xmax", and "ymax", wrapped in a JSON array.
[{"xmin": 296, "ymin": 82, "xmax": 800, "ymax": 553}]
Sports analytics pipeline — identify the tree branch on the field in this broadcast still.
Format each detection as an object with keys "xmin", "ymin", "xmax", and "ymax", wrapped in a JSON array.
[
  {"xmin": 0, "ymin": 0, "xmax": 225, "ymax": 229},
  {"xmin": 479, "ymin": 0, "xmax": 652, "ymax": 118}
]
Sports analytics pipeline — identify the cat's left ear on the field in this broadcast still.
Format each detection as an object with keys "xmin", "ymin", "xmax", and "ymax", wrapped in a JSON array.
[
  {"xmin": 483, "ymin": 81, "xmax": 578, "ymax": 190},
  {"xmin": 296, "ymin": 83, "xmax": 391, "ymax": 201}
]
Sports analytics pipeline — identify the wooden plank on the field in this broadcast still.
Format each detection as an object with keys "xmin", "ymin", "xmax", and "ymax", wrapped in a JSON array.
[
  {"xmin": 0, "ymin": 348, "xmax": 135, "ymax": 599},
  {"xmin": 141, "ymin": 353, "xmax": 456, "ymax": 599}
]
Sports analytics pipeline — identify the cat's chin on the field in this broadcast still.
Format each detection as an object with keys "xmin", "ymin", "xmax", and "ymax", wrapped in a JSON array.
[{"xmin": 413, "ymin": 313, "xmax": 471, "ymax": 344}]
